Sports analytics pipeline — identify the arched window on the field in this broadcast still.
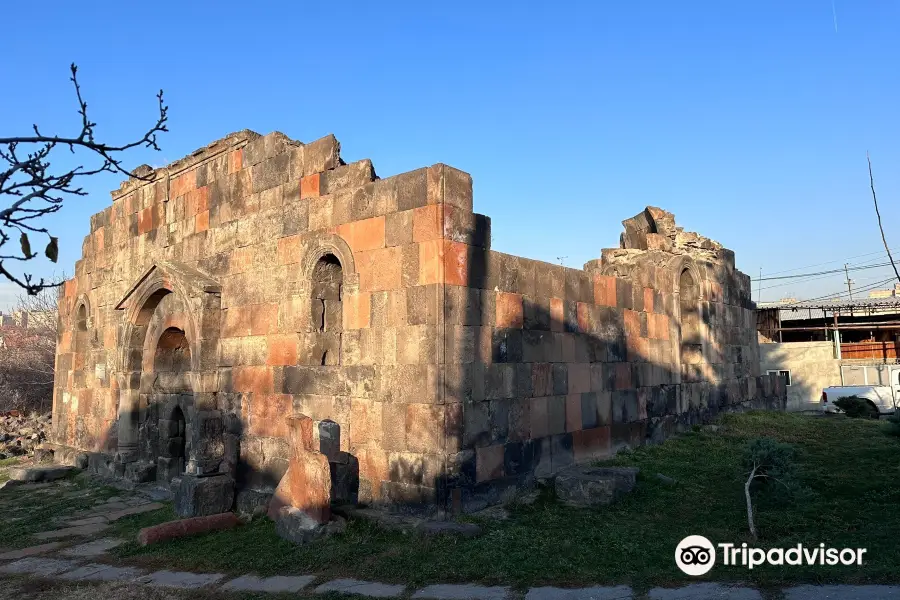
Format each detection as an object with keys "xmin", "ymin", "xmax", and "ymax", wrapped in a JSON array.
[
  {"xmin": 311, "ymin": 254, "xmax": 343, "ymax": 365},
  {"xmin": 75, "ymin": 303, "xmax": 88, "ymax": 332}
]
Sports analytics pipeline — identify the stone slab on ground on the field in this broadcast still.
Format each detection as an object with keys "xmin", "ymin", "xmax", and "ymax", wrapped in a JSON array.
[
  {"xmin": 784, "ymin": 585, "xmax": 900, "ymax": 599},
  {"xmin": 413, "ymin": 584, "xmax": 512, "ymax": 600},
  {"xmin": 63, "ymin": 516, "xmax": 109, "ymax": 527},
  {"xmin": 0, "ymin": 542, "xmax": 64, "ymax": 560},
  {"xmin": 415, "ymin": 521, "xmax": 482, "ymax": 537},
  {"xmin": 0, "ymin": 557, "xmax": 80, "ymax": 577},
  {"xmin": 79, "ymin": 565, "xmax": 146, "ymax": 582},
  {"xmin": 137, "ymin": 569, "xmax": 226, "ymax": 589},
  {"xmin": 59, "ymin": 538, "xmax": 125, "ymax": 557},
  {"xmin": 555, "ymin": 466, "xmax": 639, "ymax": 507},
  {"xmin": 315, "ymin": 578, "xmax": 407, "ymax": 598},
  {"xmin": 525, "ymin": 586, "xmax": 634, "ymax": 600},
  {"xmin": 59, "ymin": 563, "xmax": 119, "ymax": 581},
  {"xmin": 103, "ymin": 502, "xmax": 165, "ymax": 521},
  {"xmin": 648, "ymin": 583, "xmax": 762, "ymax": 599},
  {"xmin": 7, "ymin": 465, "xmax": 75, "ymax": 483},
  {"xmin": 223, "ymin": 574, "xmax": 317, "ymax": 593},
  {"xmin": 33, "ymin": 522, "xmax": 109, "ymax": 540}
]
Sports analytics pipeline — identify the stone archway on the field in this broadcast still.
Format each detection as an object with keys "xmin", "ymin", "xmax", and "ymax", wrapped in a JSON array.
[{"xmin": 114, "ymin": 262, "xmax": 221, "ymax": 480}]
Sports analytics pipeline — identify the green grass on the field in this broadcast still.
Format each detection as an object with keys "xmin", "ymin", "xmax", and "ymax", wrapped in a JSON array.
[
  {"xmin": 106, "ymin": 412, "xmax": 900, "ymax": 589},
  {"xmin": 0, "ymin": 456, "xmax": 21, "ymax": 483},
  {"xmin": 0, "ymin": 472, "xmax": 122, "ymax": 547}
]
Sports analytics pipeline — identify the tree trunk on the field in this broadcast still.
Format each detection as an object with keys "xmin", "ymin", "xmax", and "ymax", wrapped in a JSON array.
[{"xmin": 745, "ymin": 464, "xmax": 758, "ymax": 540}]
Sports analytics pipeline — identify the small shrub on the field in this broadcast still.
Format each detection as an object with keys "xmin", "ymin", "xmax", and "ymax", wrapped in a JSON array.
[
  {"xmin": 834, "ymin": 396, "xmax": 878, "ymax": 419},
  {"xmin": 742, "ymin": 437, "xmax": 800, "ymax": 539},
  {"xmin": 885, "ymin": 412, "xmax": 900, "ymax": 437}
]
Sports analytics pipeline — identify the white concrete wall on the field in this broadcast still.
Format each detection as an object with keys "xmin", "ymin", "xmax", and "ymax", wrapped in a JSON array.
[{"xmin": 759, "ymin": 341, "xmax": 841, "ymax": 411}]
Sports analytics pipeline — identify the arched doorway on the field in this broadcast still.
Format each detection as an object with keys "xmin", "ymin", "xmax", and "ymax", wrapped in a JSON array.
[
  {"xmin": 679, "ymin": 269, "xmax": 702, "ymax": 381},
  {"xmin": 311, "ymin": 253, "xmax": 343, "ymax": 366},
  {"xmin": 152, "ymin": 326, "xmax": 192, "ymax": 481}
]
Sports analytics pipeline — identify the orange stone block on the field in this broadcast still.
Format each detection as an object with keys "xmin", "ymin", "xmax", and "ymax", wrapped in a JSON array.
[
  {"xmin": 276, "ymin": 234, "xmax": 302, "ymax": 265},
  {"xmin": 228, "ymin": 149, "xmax": 243, "ymax": 174},
  {"xmin": 657, "ymin": 314, "xmax": 670, "ymax": 341},
  {"xmin": 496, "ymin": 292, "xmax": 524, "ymax": 329},
  {"xmin": 267, "ymin": 334, "xmax": 298, "ymax": 366},
  {"xmin": 576, "ymin": 302, "xmax": 590, "ymax": 333},
  {"xmin": 222, "ymin": 306, "xmax": 251, "ymax": 337},
  {"xmin": 337, "ymin": 216, "xmax": 386, "ymax": 253},
  {"xmin": 593, "ymin": 275, "xmax": 617, "ymax": 307},
  {"xmin": 643, "ymin": 287, "xmax": 654, "ymax": 312},
  {"xmin": 623, "ymin": 309, "xmax": 641, "ymax": 338},
  {"xmin": 343, "ymin": 291, "xmax": 371, "ymax": 330},
  {"xmin": 300, "ymin": 173, "xmax": 320, "ymax": 198},
  {"xmin": 350, "ymin": 398, "xmax": 383, "ymax": 447},
  {"xmin": 443, "ymin": 240, "xmax": 468, "ymax": 286},
  {"xmin": 171, "ymin": 170, "xmax": 197, "ymax": 198},
  {"xmin": 138, "ymin": 207, "xmax": 153, "ymax": 234},
  {"xmin": 412, "ymin": 204, "xmax": 443, "ymax": 242},
  {"xmin": 232, "ymin": 366, "xmax": 274, "ymax": 395},
  {"xmin": 250, "ymin": 303, "xmax": 278, "ymax": 335},
  {"xmin": 195, "ymin": 210, "xmax": 209, "ymax": 233},
  {"xmin": 249, "ymin": 393, "xmax": 292, "ymax": 438},
  {"xmin": 230, "ymin": 247, "xmax": 254, "ymax": 274},
  {"xmin": 64, "ymin": 279, "xmax": 76, "ymax": 298},
  {"xmin": 418, "ymin": 240, "xmax": 443, "ymax": 285},
  {"xmin": 550, "ymin": 298, "xmax": 564, "ymax": 332},
  {"xmin": 356, "ymin": 447, "xmax": 389, "ymax": 501},
  {"xmin": 406, "ymin": 403, "xmax": 444, "ymax": 453}
]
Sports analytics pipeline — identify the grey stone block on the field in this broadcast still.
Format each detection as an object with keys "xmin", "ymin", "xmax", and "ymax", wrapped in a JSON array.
[
  {"xmin": 8, "ymin": 465, "xmax": 75, "ymax": 482},
  {"xmin": 60, "ymin": 537, "xmax": 125, "ymax": 557},
  {"xmin": 0, "ymin": 557, "xmax": 80, "ymax": 576},
  {"xmin": 137, "ymin": 570, "xmax": 226, "ymax": 588},
  {"xmin": 316, "ymin": 578, "xmax": 406, "ymax": 598},
  {"xmin": 784, "ymin": 586, "xmax": 900, "ymax": 600},
  {"xmin": 173, "ymin": 474, "xmax": 234, "ymax": 517},
  {"xmin": 80, "ymin": 565, "xmax": 145, "ymax": 582},
  {"xmin": 648, "ymin": 584, "xmax": 762, "ymax": 599},
  {"xmin": 525, "ymin": 586, "xmax": 633, "ymax": 600},
  {"xmin": 555, "ymin": 466, "xmax": 639, "ymax": 507},
  {"xmin": 413, "ymin": 584, "xmax": 511, "ymax": 600},
  {"xmin": 223, "ymin": 574, "xmax": 316, "ymax": 593}
]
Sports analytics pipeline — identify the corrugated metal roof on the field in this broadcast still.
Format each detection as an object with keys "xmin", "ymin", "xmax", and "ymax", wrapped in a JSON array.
[{"xmin": 758, "ymin": 298, "xmax": 900, "ymax": 321}]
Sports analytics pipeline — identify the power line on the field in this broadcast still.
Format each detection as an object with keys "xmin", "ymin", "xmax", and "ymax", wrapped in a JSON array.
[
  {"xmin": 758, "ymin": 260, "xmax": 893, "ymax": 282},
  {"xmin": 762, "ymin": 247, "xmax": 896, "ymax": 277},
  {"xmin": 778, "ymin": 277, "xmax": 897, "ymax": 307}
]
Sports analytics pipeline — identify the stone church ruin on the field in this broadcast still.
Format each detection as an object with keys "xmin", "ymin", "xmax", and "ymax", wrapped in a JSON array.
[{"xmin": 49, "ymin": 129, "xmax": 785, "ymax": 520}]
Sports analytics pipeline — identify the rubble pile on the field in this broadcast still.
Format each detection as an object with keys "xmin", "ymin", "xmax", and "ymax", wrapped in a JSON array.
[{"xmin": 0, "ymin": 411, "xmax": 51, "ymax": 459}]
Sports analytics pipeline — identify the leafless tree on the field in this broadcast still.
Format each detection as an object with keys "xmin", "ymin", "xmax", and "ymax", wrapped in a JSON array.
[
  {"xmin": 0, "ymin": 64, "xmax": 167, "ymax": 294},
  {"xmin": 867, "ymin": 152, "xmax": 900, "ymax": 284},
  {"xmin": 0, "ymin": 283, "xmax": 60, "ymax": 413}
]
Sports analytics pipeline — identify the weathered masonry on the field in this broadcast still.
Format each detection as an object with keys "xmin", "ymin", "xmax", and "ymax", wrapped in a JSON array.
[{"xmin": 50, "ymin": 130, "xmax": 785, "ymax": 514}]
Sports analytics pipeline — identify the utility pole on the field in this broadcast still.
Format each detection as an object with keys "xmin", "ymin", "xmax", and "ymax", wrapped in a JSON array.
[
  {"xmin": 844, "ymin": 263, "xmax": 854, "ymax": 300},
  {"xmin": 757, "ymin": 268, "xmax": 762, "ymax": 302}
]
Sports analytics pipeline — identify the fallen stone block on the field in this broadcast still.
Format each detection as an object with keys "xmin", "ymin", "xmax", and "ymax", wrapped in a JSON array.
[
  {"xmin": 173, "ymin": 474, "xmax": 234, "ymax": 517},
  {"xmin": 137, "ymin": 512, "xmax": 240, "ymax": 546},
  {"xmin": 555, "ymin": 466, "xmax": 639, "ymax": 507},
  {"xmin": 315, "ymin": 578, "xmax": 406, "ymax": 598},
  {"xmin": 8, "ymin": 465, "xmax": 75, "ymax": 483}
]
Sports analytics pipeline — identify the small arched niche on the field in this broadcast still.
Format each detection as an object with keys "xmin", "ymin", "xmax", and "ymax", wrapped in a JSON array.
[
  {"xmin": 310, "ymin": 254, "xmax": 343, "ymax": 366},
  {"xmin": 153, "ymin": 327, "xmax": 192, "ymax": 392}
]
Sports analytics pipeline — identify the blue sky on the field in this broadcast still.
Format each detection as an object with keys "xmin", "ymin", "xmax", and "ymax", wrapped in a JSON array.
[{"xmin": 2, "ymin": 1, "xmax": 899, "ymax": 308}]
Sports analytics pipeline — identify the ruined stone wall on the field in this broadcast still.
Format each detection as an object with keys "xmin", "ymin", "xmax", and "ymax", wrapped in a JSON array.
[
  {"xmin": 51, "ymin": 130, "xmax": 784, "ymax": 514},
  {"xmin": 52, "ymin": 130, "xmax": 474, "ymax": 510}
]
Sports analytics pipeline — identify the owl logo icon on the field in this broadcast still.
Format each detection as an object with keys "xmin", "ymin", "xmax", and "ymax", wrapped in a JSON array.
[{"xmin": 675, "ymin": 535, "xmax": 716, "ymax": 576}]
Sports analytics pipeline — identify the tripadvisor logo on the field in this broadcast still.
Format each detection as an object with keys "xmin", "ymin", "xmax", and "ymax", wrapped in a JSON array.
[{"xmin": 675, "ymin": 536, "xmax": 867, "ymax": 576}]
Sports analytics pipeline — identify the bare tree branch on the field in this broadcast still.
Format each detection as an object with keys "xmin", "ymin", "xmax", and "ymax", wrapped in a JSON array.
[
  {"xmin": 867, "ymin": 152, "xmax": 900, "ymax": 284},
  {"xmin": 1, "ymin": 63, "xmax": 167, "ymax": 294}
]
